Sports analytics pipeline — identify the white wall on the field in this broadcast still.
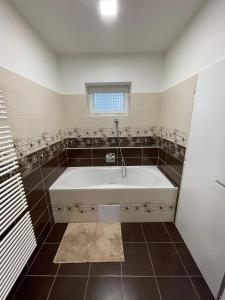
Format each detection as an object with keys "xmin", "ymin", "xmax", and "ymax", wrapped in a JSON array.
[
  {"xmin": 163, "ymin": 0, "xmax": 225, "ymax": 89},
  {"xmin": 176, "ymin": 59, "xmax": 225, "ymax": 297},
  {"xmin": 58, "ymin": 53, "xmax": 164, "ymax": 94},
  {"xmin": 0, "ymin": 0, "xmax": 60, "ymax": 92}
]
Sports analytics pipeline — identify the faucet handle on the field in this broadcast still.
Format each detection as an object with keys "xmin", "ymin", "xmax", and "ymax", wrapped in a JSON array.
[{"xmin": 106, "ymin": 153, "xmax": 116, "ymax": 163}]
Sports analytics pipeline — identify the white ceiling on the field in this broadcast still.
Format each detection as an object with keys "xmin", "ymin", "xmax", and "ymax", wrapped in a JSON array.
[{"xmin": 10, "ymin": 0, "xmax": 206, "ymax": 54}]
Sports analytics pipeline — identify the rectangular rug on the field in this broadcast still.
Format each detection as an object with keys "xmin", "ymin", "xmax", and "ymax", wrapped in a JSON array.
[{"xmin": 54, "ymin": 222, "xmax": 125, "ymax": 263}]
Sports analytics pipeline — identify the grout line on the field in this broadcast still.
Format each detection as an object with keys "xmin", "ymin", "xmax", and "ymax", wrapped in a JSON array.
[
  {"xmin": 36, "ymin": 219, "xmax": 51, "ymax": 242},
  {"xmin": 159, "ymin": 158, "xmax": 182, "ymax": 177},
  {"xmin": 22, "ymin": 151, "xmax": 61, "ymax": 185},
  {"xmin": 33, "ymin": 207, "xmax": 49, "ymax": 227},
  {"xmin": 46, "ymin": 264, "xmax": 60, "ymax": 300},
  {"xmin": 26, "ymin": 223, "xmax": 56, "ymax": 274},
  {"xmin": 162, "ymin": 223, "xmax": 201, "ymax": 300},
  {"xmin": 83, "ymin": 263, "xmax": 91, "ymax": 300},
  {"xmin": 29, "ymin": 193, "xmax": 46, "ymax": 212},
  {"xmin": 141, "ymin": 223, "xmax": 163, "ymax": 300}
]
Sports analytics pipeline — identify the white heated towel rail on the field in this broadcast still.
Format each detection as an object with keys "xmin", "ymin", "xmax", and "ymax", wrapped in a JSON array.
[
  {"xmin": 0, "ymin": 213, "xmax": 36, "ymax": 300},
  {"xmin": 0, "ymin": 126, "xmax": 18, "ymax": 176},
  {"xmin": 0, "ymin": 91, "xmax": 37, "ymax": 300},
  {"xmin": 0, "ymin": 91, "xmax": 7, "ymax": 119},
  {"xmin": 0, "ymin": 173, "xmax": 27, "ymax": 235}
]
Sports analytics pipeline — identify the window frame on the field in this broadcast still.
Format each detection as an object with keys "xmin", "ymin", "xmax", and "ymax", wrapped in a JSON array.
[{"xmin": 86, "ymin": 82, "xmax": 131, "ymax": 116}]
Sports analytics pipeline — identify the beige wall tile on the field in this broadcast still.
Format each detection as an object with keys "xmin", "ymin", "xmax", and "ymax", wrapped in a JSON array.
[
  {"xmin": 62, "ymin": 93, "xmax": 161, "ymax": 128},
  {"xmin": 0, "ymin": 67, "xmax": 64, "ymax": 138},
  {"xmin": 160, "ymin": 75, "xmax": 198, "ymax": 134}
]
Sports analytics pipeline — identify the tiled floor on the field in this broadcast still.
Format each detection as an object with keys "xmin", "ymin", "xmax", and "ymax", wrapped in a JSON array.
[{"xmin": 10, "ymin": 222, "xmax": 215, "ymax": 300}]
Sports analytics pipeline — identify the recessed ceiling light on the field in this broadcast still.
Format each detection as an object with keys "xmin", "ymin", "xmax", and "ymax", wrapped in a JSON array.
[{"xmin": 100, "ymin": 0, "xmax": 117, "ymax": 17}]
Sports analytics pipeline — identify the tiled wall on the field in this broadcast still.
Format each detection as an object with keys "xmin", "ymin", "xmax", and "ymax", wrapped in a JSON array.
[
  {"xmin": 158, "ymin": 140, "xmax": 185, "ymax": 186},
  {"xmin": 15, "ymin": 135, "xmax": 184, "ymax": 248},
  {"xmin": 66, "ymin": 138, "xmax": 185, "ymax": 187},
  {"xmin": 67, "ymin": 147, "xmax": 159, "ymax": 167},
  {"xmin": 21, "ymin": 148, "xmax": 67, "ymax": 246}
]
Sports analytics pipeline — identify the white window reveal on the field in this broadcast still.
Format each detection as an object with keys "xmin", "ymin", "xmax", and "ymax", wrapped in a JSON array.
[{"xmin": 86, "ymin": 82, "xmax": 131, "ymax": 115}]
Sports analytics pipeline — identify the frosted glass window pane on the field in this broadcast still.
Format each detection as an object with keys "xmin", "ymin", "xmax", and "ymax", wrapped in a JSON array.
[{"xmin": 92, "ymin": 92, "xmax": 125, "ymax": 112}]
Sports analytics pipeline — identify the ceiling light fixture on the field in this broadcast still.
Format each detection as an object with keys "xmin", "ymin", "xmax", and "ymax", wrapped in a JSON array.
[{"xmin": 100, "ymin": 0, "xmax": 117, "ymax": 17}]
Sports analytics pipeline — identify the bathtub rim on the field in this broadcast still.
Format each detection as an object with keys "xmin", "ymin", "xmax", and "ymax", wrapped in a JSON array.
[{"xmin": 50, "ymin": 165, "xmax": 178, "ymax": 191}]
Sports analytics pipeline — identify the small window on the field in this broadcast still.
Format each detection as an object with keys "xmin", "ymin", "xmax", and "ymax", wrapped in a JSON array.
[{"xmin": 86, "ymin": 82, "xmax": 131, "ymax": 115}]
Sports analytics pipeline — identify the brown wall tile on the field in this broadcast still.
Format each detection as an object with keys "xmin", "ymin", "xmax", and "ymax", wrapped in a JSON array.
[
  {"xmin": 23, "ymin": 167, "xmax": 42, "ymax": 194},
  {"xmin": 41, "ymin": 156, "xmax": 59, "ymax": 180},
  {"xmin": 142, "ymin": 148, "xmax": 158, "ymax": 157},
  {"xmin": 143, "ymin": 158, "xmax": 158, "ymax": 165},
  {"xmin": 118, "ymin": 148, "xmax": 142, "ymax": 157},
  {"xmin": 67, "ymin": 148, "xmax": 92, "ymax": 159},
  {"xmin": 92, "ymin": 148, "xmax": 118, "ymax": 159},
  {"xmin": 67, "ymin": 158, "xmax": 93, "ymax": 167},
  {"xmin": 166, "ymin": 153, "xmax": 184, "ymax": 175}
]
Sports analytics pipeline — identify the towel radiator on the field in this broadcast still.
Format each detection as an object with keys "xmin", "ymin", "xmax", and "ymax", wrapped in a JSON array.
[{"xmin": 0, "ymin": 90, "xmax": 36, "ymax": 300}]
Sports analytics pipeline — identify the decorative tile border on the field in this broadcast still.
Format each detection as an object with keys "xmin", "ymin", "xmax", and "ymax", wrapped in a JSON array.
[
  {"xmin": 14, "ymin": 129, "xmax": 66, "ymax": 159},
  {"xmin": 17, "ymin": 141, "xmax": 66, "ymax": 177},
  {"xmin": 12, "ymin": 126, "xmax": 186, "ymax": 178},
  {"xmin": 53, "ymin": 202, "xmax": 176, "ymax": 215},
  {"xmin": 14, "ymin": 126, "xmax": 187, "ymax": 159}
]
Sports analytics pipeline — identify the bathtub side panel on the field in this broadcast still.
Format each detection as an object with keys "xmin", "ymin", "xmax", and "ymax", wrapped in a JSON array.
[{"xmin": 50, "ymin": 189, "xmax": 177, "ymax": 222}]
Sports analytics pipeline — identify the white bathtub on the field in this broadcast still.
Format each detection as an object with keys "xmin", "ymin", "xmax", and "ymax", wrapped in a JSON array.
[{"xmin": 50, "ymin": 166, "xmax": 178, "ymax": 222}]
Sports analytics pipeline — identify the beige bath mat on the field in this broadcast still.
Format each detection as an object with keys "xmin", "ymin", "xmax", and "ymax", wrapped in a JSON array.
[{"xmin": 54, "ymin": 222, "xmax": 124, "ymax": 263}]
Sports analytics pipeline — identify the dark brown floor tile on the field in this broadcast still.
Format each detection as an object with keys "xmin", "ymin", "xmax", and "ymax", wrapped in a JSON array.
[
  {"xmin": 48, "ymin": 277, "xmax": 87, "ymax": 300},
  {"xmin": 122, "ymin": 243, "xmax": 153, "ymax": 275},
  {"xmin": 142, "ymin": 222, "xmax": 171, "ymax": 242},
  {"xmin": 164, "ymin": 222, "xmax": 184, "ymax": 242},
  {"xmin": 13, "ymin": 276, "xmax": 53, "ymax": 300},
  {"xmin": 122, "ymin": 277, "xmax": 160, "ymax": 300},
  {"xmin": 174, "ymin": 243, "xmax": 201, "ymax": 276},
  {"xmin": 157, "ymin": 277, "xmax": 199, "ymax": 300},
  {"xmin": 58, "ymin": 263, "xmax": 89, "ymax": 276},
  {"xmin": 148, "ymin": 243, "xmax": 186, "ymax": 276},
  {"xmin": 86, "ymin": 277, "xmax": 123, "ymax": 300},
  {"xmin": 36, "ymin": 221, "xmax": 52, "ymax": 245},
  {"xmin": 6, "ymin": 266, "xmax": 28, "ymax": 300},
  {"xmin": 90, "ymin": 262, "xmax": 121, "ymax": 276},
  {"xmin": 45, "ymin": 223, "xmax": 67, "ymax": 243},
  {"xmin": 27, "ymin": 244, "xmax": 59, "ymax": 275},
  {"xmin": 121, "ymin": 223, "xmax": 144, "ymax": 242},
  {"xmin": 191, "ymin": 277, "xmax": 215, "ymax": 300}
]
